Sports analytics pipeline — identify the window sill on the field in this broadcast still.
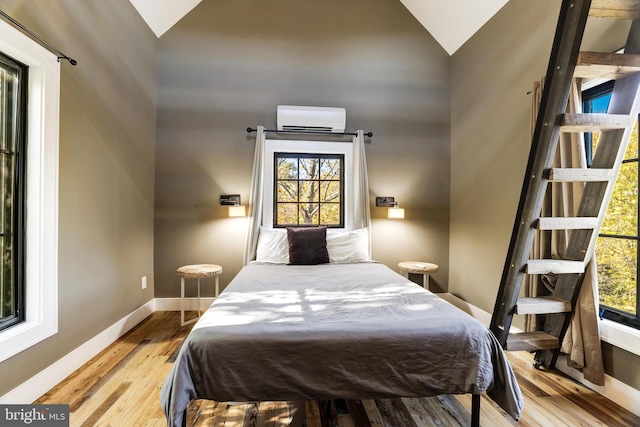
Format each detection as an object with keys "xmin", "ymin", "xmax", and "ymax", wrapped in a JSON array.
[
  {"xmin": 600, "ymin": 318, "xmax": 640, "ymax": 356},
  {"xmin": 0, "ymin": 320, "xmax": 57, "ymax": 362}
]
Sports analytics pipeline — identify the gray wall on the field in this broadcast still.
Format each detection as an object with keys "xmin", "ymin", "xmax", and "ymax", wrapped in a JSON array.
[
  {"xmin": 0, "ymin": 0, "xmax": 157, "ymax": 396},
  {"xmin": 154, "ymin": 0, "xmax": 452, "ymax": 297},
  {"xmin": 450, "ymin": 0, "xmax": 639, "ymax": 391}
]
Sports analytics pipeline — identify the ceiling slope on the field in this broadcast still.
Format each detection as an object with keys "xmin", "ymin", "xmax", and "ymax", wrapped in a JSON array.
[
  {"xmin": 129, "ymin": 0, "xmax": 202, "ymax": 38},
  {"xmin": 398, "ymin": 0, "xmax": 509, "ymax": 55},
  {"xmin": 128, "ymin": 0, "xmax": 509, "ymax": 55}
]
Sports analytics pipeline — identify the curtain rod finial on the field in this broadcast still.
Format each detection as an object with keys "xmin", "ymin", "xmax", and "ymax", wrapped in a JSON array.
[{"xmin": 57, "ymin": 56, "xmax": 77, "ymax": 65}]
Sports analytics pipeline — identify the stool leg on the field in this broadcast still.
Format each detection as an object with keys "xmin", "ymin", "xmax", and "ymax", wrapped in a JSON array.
[
  {"xmin": 197, "ymin": 278, "xmax": 201, "ymax": 318},
  {"xmin": 181, "ymin": 277, "xmax": 186, "ymax": 326},
  {"xmin": 424, "ymin": 274, "xmax": 429, "ymax": 290},
  {"xmin": 215, "ymin": 274, "xmax": 220, "ymax": 298}
]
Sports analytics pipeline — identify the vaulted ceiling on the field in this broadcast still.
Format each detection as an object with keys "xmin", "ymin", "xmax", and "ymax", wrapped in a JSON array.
[{"xmin": 128, "ymin": 0, "xmax": 509, "ymax": 55}]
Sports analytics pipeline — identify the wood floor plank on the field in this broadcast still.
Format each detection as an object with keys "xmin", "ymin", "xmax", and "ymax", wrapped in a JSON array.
[
  {"xmin": 359, "ymin": 399, "xmax": 385, "ymax": 427},
  {"xmin": 403, "ymin": 397, "xmax": 444, "ymax": 427},
  {"xmin": 243, "ymin": 401, "xmax": 260, "ymax": 427},
  {"xmin": 33, "ymin": 312, "xmax": 640, "ymax": 427},
  {"xmin": 345, "ymin": 400, "xmax": 371, "ymax": 426},
  {"xmin": 69, "ymin": 338, "xmax": 151, "ymax": 411},
  {"xmin": 374, "ymin": 398, "xmax": 418, "ymax": 427},
  {"xmin": 305, "ymin": 400, "xmax": 322, "ymax": 427},
  {"xmin": 223, "ymin": 402, "xmax": 249, "ymax": 426},
  {"xmin": 409, "ymin": 396, "xmax": 466, "ymax": 427},
  {"xmin": 79, "ymin": 381, "xmax": 131, "ymax": 427}
]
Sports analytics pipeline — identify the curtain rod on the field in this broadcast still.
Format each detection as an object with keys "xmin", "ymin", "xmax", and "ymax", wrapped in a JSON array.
[
  {"xmin": 247, "ymin": 127, "xmax": 373, "ymax": 138},
  {"xmin": 0, "ymin": 10, "xmax": 77, "ymax": 66}
]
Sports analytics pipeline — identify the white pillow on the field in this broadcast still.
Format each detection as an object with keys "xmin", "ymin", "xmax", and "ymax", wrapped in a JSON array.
[
  {"xmin": 326, "ymin": 228, "xmax": 370, "ymax": 263},
  {"xmin": 255, "ymin": 227, "xmax": 289, "ymax": 263}
]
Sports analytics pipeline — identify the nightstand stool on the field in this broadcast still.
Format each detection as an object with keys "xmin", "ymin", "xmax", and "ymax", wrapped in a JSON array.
[
  {"xmin": 176, "ymin": 264, "xmax": 222, "ymax": 326},
  {"xmin": 398, "ymin": 261, "xmax": 439, "ymax": 291}
]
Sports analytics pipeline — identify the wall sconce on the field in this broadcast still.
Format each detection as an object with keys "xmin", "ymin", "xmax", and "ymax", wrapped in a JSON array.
[
  {"xmin": 387, "ymin": 202, "xmax": 405, "ymax": 219},
  {"xmin": 220, "ymin": 194, "xmax": 246, "ymax": 217},
  {"xmin": 376, "ymin": 196, "xmax": 405, "ymax": 219}
]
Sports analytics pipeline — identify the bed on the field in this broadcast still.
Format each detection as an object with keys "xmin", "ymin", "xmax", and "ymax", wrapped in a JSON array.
[{"xmin": 161, "ymin": 231, "xmax": 524, "ymax": 427}]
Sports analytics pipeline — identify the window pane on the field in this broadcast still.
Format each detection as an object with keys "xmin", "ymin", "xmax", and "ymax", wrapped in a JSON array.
[
  {"xmin": 320, "ymin": 181, "xmax": 340, "ymax": 203},
  {"xmin": 277, "ymin": 181, "xmax": 298, "ymax": 202},
  {"xmin": 298, "ymin": 203, "xmax": 319, "ymax": 225},
  {"xmin": 601, "ymin": 161, "xmax": 638, "ymax": 236},
  {"xmin": 320, "ymin": 203, "xmax": 340, "ymax": 225},
  {"xmin": 277, "ymin": 203, "xmax": 298, "ymax": 225},
  {"xmin": 1, "ymin": 154, "xmax": 15, "ymax": 316},
  {"xmin": 277, "ymin": 158, "xmax": 298, "ymax": 180},
  {"xmin": 299, "ymin": 158, "xmax": 319, "ymax": 180},
  {"xmin": 300, "ymin": 181, "xmax": 319, "ymax": 202},
  {"xmin": 625, "ymin": 119, "xmax": 638, "ymax": 161},
  {"xmin": 0, "ymin": 238, "xmax": 11, "ymax": 318},
  {"xmin": 597, "ymin": 237, "xmax": 637, "ymax": 315},
  {"xmin": 320, "ymin": 158, "xmax": 340, "ymax": 180},
  {"xmin": 0, "ymin": 53, "xmax": 22, "ymax": 328}
]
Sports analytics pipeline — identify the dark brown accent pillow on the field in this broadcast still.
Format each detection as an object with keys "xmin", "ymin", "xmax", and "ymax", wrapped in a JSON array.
[{"xmin": 287, "ymin": 227, "xmax": 329, "ymax": 265}]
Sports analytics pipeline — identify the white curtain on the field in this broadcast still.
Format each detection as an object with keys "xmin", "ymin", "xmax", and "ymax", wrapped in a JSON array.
[
  {"xmin": 527, "ymin": 80, "xmax": 605, "ymax": 385},
  {"xmin": 352, "ymin": 130, "xmax": 372, "ymax": 257},
  {"xmin": 243, "ymin": 126, "xmax": 266, "ymax": 266}
]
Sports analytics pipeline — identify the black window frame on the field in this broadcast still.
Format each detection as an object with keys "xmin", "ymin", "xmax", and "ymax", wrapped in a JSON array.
[
  {"xmin": 0, "ymin": 51, "xmax": 27, "ymax": 332},
  {"xmin": 583, "ymin": 81, "xmax": 640, "ymax": 329},
  {"xmin": 273, "ymin": 152, "xmax": 345, "ymax": 228}
]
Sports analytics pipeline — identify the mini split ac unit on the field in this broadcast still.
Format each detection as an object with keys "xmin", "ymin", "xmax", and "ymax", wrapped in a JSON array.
[{"xmin": 276, "ymin": 105, "xmax": 346, "ymax": 133}]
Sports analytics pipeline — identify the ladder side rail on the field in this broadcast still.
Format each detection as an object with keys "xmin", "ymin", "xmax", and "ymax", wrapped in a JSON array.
[{"xmin": 490, "ymin": 0, "xmax": 593, "ymax": 346}]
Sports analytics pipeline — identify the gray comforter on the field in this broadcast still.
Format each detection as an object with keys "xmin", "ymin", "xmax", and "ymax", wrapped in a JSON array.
[{"xmin": 161, "ymin": 262, "xmax": 523, "ymax": 426}]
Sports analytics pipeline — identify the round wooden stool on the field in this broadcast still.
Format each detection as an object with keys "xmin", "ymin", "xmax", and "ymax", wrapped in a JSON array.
[
  {"xmin": 176, "ymin": 264, "xmax": 222, "ymax": 326},
  {"xmin": 398, "ymin": 261, "xmax": 439, "ymax": 290}
]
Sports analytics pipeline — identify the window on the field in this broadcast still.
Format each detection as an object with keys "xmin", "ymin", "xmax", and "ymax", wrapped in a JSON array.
[
  {"xmin": 0, "ymin": 19, "xmax": 59, "ymax": 362},
  {"xmin": 583, "ymin": 82, "xmax": 640, "ymax": 329},
  {"xmin": 0, "ymin": 52, "xmax": 27, "ymax": 332},
  {"xmin": 274, "ymin": 153, "xmax": 344, "ymax": 227},
  {"xmin": 262, "ymin": 140, "xmax": 354, "ymax": 230}
]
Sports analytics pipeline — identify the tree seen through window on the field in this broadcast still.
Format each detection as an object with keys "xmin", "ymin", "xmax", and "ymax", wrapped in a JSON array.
[{"xmin": 274, "ymin": 153, "xmax": 344, "ymax": 227}]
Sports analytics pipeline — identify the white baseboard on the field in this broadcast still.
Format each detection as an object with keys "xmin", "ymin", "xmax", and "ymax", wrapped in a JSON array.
[
  {"xmin": 0, "ymin": 300, "xmax": 156, "ymax": 404},
  {"xmin": 435, "ymin": 292, "xmax": 492, "ymax": 327},
  {"xmin": 154, "ymin": 297, "xmax": 216, "ymax": 312},
  {"xmin": 555, "ymin": 357, "xmax": 640, "ymax": 417}
]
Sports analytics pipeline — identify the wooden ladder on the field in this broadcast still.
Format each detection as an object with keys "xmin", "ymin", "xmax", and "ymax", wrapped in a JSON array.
[{"xmin": 489, "ymin": 0, "xmax": 640, "ymax": 369}]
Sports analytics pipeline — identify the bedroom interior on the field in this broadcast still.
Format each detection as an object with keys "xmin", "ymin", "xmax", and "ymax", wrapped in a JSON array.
[{"xmin": 1, "ymin": 0, "xmax": 640, "ymax": 426}]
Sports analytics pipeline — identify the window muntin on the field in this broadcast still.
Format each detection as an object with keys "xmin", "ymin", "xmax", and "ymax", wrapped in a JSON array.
[
  {"xmin": 583, "ymin": 82, "xmax": 640, "ymax": 328},
  {"xmin": 274, "ymin": 153, "xmax": 344, "ymax": 227},
  {"xmin": 0, "ymin": 52, "xmax": 27, "ymax": 332}
]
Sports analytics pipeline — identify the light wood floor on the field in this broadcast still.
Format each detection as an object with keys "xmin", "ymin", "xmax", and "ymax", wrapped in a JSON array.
[{"xmin": 35, "ymin": 311, "xmax": 640, "ymax": 426}]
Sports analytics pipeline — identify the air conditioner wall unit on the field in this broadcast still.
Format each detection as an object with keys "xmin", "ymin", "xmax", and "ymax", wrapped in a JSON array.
[{"xmin": 277, "ymin": 105, "xmax": 346, "ymax": 133}]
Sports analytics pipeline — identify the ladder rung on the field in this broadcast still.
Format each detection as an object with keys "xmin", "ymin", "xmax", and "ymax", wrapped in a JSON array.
[
  {"xmin": 548, "ymin": 168, "xmax": 615, "ymax": 182},
  {"xmin": 590, "ymin": 0, "xmax": 640, "ymax": 19},
  {"xmin": 575, "ymin": 51, "xmax": 640, "ymax": 79},
  {"xmin": 506, "ymin": 332, "xmax": 560, "ymax": 351},
  {"xmin": 515, "ymin": 297, "xmax": 572, "ymax": 315},
  {"xmin": 560, "ymin": 113, "xmax": 633, "ymax": 132},
  {"xmin": 526, "ymin": 259, "xmax": 585, "ymax": 275},
  {"xmin": 537, "ymin": 217, "xmax": 599, "ymax": 230}
]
